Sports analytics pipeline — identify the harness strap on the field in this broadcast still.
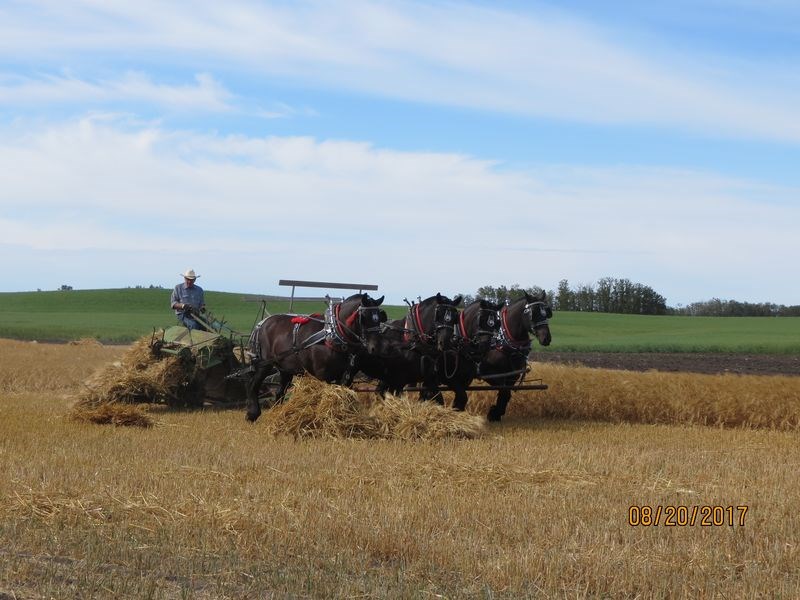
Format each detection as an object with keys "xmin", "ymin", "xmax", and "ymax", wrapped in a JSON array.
[
  {"xmin": 329, "ymin": 303, "xmax": 359, "ymax": 348},
  {"xmin": 414, "ymin": 304, "xmax": 424, "ymax": 336},
  {"xmin": 404, "ymin": 304, "xmax": 430, "ymax": 344},
  {"xmin": 501, "ymin": 306, "xmax": 528, "ymax": 345},
  {"xmin": 497, "ymin": 305, "xmax": 532, "ymax": 353},
  {"xmin": 458, "ymin": 310, "xmax": 468, "ymax": 342},
  {"xmin": 294, "ymin": 323, "xmax": 328, "ymax": 351}
]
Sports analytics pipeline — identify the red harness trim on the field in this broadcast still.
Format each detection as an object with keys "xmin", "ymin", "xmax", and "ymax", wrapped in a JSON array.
[
  {"xmin": 414, "ymin": 304, "xmax": 426, "ymax": 337},
  {"xmin": 334, "ymin": 303, "xmax": 359, "ymax": 344},
  {"xmin": 459, "ymin": 310, "xmax": 468, "ymax": 339},
  {"xmin": 403, "ymin": 304, "xmax": 428, "ymax": 343},
  {"xmin": 501, "ymin": 306, "xmax": 528, "ymax": 346},
  {"xmin": 290, "ymin": 312, "xmax": 323, "ymax": 325}
]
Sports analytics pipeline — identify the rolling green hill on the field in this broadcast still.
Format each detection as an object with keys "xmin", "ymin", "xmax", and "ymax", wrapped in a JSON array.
[
  {"xmin": 1, "ymin": 288, "xmax": 798, "ymax": 352},
  {"xmin": 0, "ymin": 289, "xmax": 407, "ymax": 343}
]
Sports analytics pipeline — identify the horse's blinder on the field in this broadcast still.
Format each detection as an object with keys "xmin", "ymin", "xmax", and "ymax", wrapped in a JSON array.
[
  {"xmin": 477, "ymin": 308, "xmax": 499, "ymax": 335},
  {"xmin": 357, "ymin": 305, "xmax": 384, "ymax": 335},
  {"xmin": 434, "ymin": 303, "xmax": 458, "ymax": 332},
  {"xmin": 331, "ymin": 300, "xmax": 383, "ymax": 347},
  {"xmin": 405, "ymin": 301, "xmax": 459, "ymax": 346},
  {"xmin": 523, "ymin": 301, "xmax": 552, "ymax": 329}
]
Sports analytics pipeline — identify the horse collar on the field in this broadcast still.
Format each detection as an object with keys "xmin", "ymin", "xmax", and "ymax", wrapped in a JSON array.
[
  {"xmin": 408, "ymin": 303, "xmax": 430, "ymax": 343},
  {"xmin": 328, "ymin": 302, "xmax": 361, "ymax": 348},
  {"xmin": 414, "ymin": 304, "xmax": 426, "ymax": 338},
  {"xmin": 499, "ymin": 305, "xmax": 531, "ymax": 350},
  {"xmin": 458, "ymin": 310, "xmax": 468, "ymax": 341}
]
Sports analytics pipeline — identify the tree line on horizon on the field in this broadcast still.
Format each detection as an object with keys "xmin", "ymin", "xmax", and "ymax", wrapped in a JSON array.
[
  {"xmin": 670, "ymin": 298, "xmax": 800, "ymax": 317},
  {"xmin": 464, "ymin": 278, "xmax": 800, "ymax": 317},
  {"xmin": 39, "ymin": 281, "xmax": 800, "ymax": 317}
]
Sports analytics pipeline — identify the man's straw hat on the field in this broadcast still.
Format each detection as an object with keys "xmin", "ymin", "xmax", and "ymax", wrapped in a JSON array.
[{"xmin": 181, "ymin": 268, "xmax": 200, "ymax": 280}]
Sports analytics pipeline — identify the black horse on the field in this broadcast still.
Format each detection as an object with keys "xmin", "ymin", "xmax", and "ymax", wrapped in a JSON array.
[
  {"xmin": 361, "ymin": 293, "xmax": 462, "ymax": 398},
  {"xmin": 478, "ymin": 291, "xmax": 552, "ymax": 421},
  {"xmin": 441, "ymin": 298, "xmax": 504, "ymax": 411},
  {"xmin": 245, "ymin": 293, "xmax": 385, "ymax": 422}
]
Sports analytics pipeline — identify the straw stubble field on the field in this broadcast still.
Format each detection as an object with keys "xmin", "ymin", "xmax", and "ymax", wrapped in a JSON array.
[{"xmin": 1, "ymin": 339, "xmax": 800, "ymax": 598}]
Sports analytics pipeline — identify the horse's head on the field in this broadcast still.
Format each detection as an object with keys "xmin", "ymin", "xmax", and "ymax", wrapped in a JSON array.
[
  {"xmin": 462, "ymin": 298, "xmax": 502, "ymax": 349},
  {"xmin": 522, "ymin": 291, "xmax": 552, "ymax": 346},
  {"xmin": 338, "ymin": 293, "xmax": 385, "ymax": 353},
  {"xmin": 412, "ymin": 292, "xmax": 462, "ymax": 352}
]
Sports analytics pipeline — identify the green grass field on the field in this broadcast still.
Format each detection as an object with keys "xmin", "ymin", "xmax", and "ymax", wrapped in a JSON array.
[
  {"xmin": 0, "ymin": 289, "xmax": 407, "ymax": 344},
  {"xmin": 547, "ymin": 311, "xmax": 800, "ymax": 353},
  {"xmin": 1, "ymin": 289, "xmax": 799, "ymax": 352}
]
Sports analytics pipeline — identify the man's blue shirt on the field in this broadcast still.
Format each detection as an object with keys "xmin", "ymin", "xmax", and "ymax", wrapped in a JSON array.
[{"xmin": 171, "ymin": 283, "xmax": 205, "ymax": 314}]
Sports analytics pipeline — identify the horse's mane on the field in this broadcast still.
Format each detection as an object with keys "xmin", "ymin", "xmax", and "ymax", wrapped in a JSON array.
[
  {"xmin": 342, "ymin": 292, "xmax": 383, "ymax": 306},
  {"xmin": 506, "ymin": 291, "xmax": 547, "ymax": 307},
  {"xmin": 475, "ymin": 298, "xmax": 501, "ymax": 311},
  {"xmin": 419, "ymin": 293, "xmax": 461, "ymax": 306}
]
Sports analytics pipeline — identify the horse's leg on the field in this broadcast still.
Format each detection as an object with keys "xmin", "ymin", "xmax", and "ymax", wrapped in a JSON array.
[
  {"xmin": 275, "ymin": 371, "xmax": 293, "ymax": 404},
  {"xmin": 452, "ymin": 386, "xmax": 468, "ymax": 411},
  {"xmin": 417, "ymin": 370, "xmax": 442, "ymax": 404},
  {"xmin": 417, "ymin": 354, "xmax": 443, "ymax": 404},
  {"xmin": 488, "ymin": 387, "xmax": 511, "ymax": 422},
  {"xmin": 422, "ymin": 380, "xmax": 444, "ymax": 405},
  {"xmin": 338, "ymin": 354, "xmax": 357, "ymax": 387},
  {"xmin": 245, "ymin": 362, "xmax": 273, "ymax": 422},
  {"xmin": 450, "ymin": 362, "xmax": 474, "ymax": 412}
]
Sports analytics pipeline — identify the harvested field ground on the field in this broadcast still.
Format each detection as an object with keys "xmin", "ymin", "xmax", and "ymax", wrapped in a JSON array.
[
  {"xmin": 536, "ymin": 350, "xmax": 800, "ymax": 376},
  {"xmin": 1, "ymin": 340, "xmax": 800, "ymax": 598}
]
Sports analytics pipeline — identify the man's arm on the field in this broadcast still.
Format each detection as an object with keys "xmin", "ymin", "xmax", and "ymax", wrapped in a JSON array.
[{"xmin": 170, "ymin": 285, "xmax": 187, "ymax": 310}]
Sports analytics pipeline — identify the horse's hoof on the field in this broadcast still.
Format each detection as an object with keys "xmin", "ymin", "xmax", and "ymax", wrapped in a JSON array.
[
  {"xmin": 245, "ymin": 412, "xmax": 260, "ymax": 423},
  {"xmin": 487, "ymin": 408, "xmax": 502, "ymax": 422}
]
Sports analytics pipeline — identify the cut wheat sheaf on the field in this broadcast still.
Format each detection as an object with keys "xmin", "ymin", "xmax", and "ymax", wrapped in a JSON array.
[
  {"xmin": 69, "ymin": 335, "xmax": 188, "ymax": 428},
  {"xmin": 260, "ymin": 376, "xmax": 486, "ymax": 440}
]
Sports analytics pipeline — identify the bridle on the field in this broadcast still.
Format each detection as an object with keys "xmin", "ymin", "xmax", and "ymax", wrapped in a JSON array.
[
  {"xmin": 458, "ymin": 304, "xmax": 500, "ymax": 347},
  {"xmin": 404, "ymin": 301, "xmax": 459, "ymax": 347},
  {"xmin": 524, "ymin": 301, "xmax": 552, "ymax": 329},
  {"xmin": 497, "ymin": 299, "xmax": 552, "ymax": 352},
  {"xmin": 329, "ymin": 300, "xmax": 383, "ymax": 348}
]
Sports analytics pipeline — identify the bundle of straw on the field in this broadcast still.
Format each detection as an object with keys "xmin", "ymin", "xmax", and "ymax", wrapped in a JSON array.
[
  {"xmin": 369, "ymin": 395, "xmax": 485, "ymax": 440},
  {"xmin": 69, "ymin": 400, "xmax": 153, "ymax": 428},
  {"xmin": 261, "ymin": 376, "xmax": 379, "ymax": 439},
  {"xmin": 261, "ymin": 376, "xmax": 485, "ymax": 440},
  {"xmin": 69, "ymin": 335, "xmax": 190, "ymax": 427}
]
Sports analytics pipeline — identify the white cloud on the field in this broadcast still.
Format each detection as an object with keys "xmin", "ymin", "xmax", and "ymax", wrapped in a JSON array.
[
  {"xmin": 1, "ymin": 117, "xmax": 798, "ymax": 304},
  {"xmin": 0, "ymin": 71, "xmax": 233, "ymax": 111},
  {"xmin": 1, "ymin": 1, "xmax": 800, "ymax": 141}
]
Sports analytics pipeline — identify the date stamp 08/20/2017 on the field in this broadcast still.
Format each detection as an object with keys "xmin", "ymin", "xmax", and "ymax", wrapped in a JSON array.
[{"xmin": 628, "ymin": 505, "xmax": 749, "ymax": 527}]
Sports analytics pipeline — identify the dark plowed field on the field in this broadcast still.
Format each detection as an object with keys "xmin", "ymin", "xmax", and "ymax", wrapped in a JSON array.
[{"xmin": 534, "ymin": 352, "xmax": 800, "ymax": 377}]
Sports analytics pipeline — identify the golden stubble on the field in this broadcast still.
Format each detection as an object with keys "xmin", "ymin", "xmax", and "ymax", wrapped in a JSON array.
[{"xmin": 1, "ymin": 341, "xmax": 799, "ymax": 598}]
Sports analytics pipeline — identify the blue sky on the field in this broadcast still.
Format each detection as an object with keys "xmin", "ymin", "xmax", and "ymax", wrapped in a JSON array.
[{"xmin": 1, "ymin": 0, "xmax": 799, "ymax": 306}]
